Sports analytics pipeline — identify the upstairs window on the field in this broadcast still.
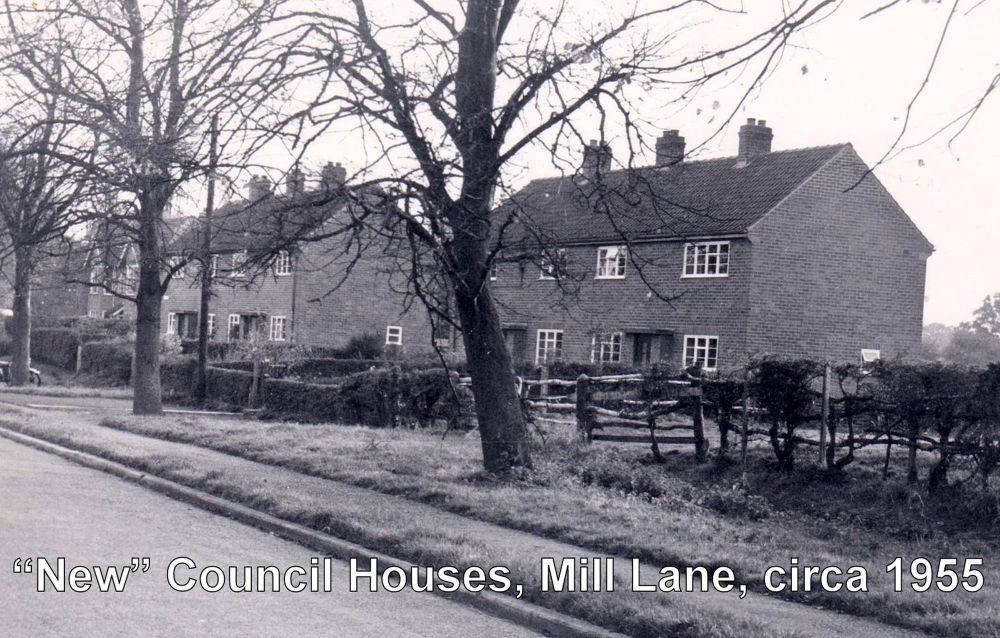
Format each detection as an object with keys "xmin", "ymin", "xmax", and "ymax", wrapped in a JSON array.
[
  {"xmin": 536, "ymin": 329, "xmax": 563, "ymax": 364},
  {"xmin": 591, "ymin": 332, "xmax": 623, "ymax": 363},
  {"xmin": 385, "ymin": 325, "xmax": 403, "ymax": 346},
  {"xmin": 489, "ymin": 262, "xmax": 498, "ymax": 281},
  {"xmin": 210, "ymin": 255, "xmax": 219, "ymax": 279},
  {"xmin": 274, "ymin": 251, "xmax": 293, "ymax": 276},
  {"xmin": 231, "ymin": 251, "xmax": 248, "ymax": 278},
  {"xmin": 539, "ymin": 249, "xmax": 567, "ymax": 280},
  {"xmin": 683, "ymin": 335, "xmax": 718, "ymax": 371},
  {"xmin": 683, "ymin": 241, "xmax": 730, "ymax": 278},
  {"xmin": 596, "ymin": 246, "xmax": 627, "ymax": 279}
]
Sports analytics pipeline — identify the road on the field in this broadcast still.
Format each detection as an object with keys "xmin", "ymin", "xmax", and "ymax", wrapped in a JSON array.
[{"xmin": 0, "ymin": 436, "xmax": 538, "ymax": 638}]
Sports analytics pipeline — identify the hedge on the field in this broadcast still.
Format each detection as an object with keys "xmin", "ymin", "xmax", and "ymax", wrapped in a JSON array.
[
  {"xmin": 261, "ymin": 367, "xmax": 470, "ymax": 427},
  {"xmin": 213, "ymin": 358, "xmax": 385, "ymax": 381},
  {"xmin": 78, "ymin": 340, "xmax": 134, "ymax": 384}
]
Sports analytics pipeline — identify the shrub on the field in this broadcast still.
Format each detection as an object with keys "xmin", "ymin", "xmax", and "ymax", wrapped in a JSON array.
[
  {"xmin": 78, "ymin": 340, "xmax": 134, "ymax": 384},
  {"xmin": 31, "ymin": 328, "xmax": 83, "ymax": 370},
  {"xmin": 179, "ymin": 339, "xmax": 234, "ymax": 360},
  {"xmin": 260, "ymin": 366, "xmax": 471, "ymax": 427},
  {"xmin": 750, "ymin": 359, "xmax": 822, "ymax": 471},
  {"xmin": 337, "ymin": 332, "xmax": 384, "ymax": 359},
  {"xmin": 161, "ymin": 356, "xmax": 199, "ymax": 397}
]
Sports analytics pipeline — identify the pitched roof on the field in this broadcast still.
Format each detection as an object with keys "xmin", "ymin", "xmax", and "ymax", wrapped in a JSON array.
[{"xmin": 502, "ymin": 144, "xmax": 848, "ymax": 244}]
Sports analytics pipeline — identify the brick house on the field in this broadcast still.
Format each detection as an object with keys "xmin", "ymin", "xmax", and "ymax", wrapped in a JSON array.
[
  {"xmin": 490, "ymin": 119, "xmax": 933, "ymax": 370},
  {"xmin": 160, "ymin": 164, "xmax": 444, "ymax": 355}
]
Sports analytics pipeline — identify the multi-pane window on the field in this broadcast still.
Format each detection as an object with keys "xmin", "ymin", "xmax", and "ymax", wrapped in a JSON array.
[
  {"xmin": 538, "ymin": 249, "xmax": 567, "ymax": 280},
  {"xmin": 167, "ymin": 312, "xmax": 178, "ymax": 336},
  {"xmin": 596, "ymin": 246, "xmax": 627, "ymax": 279},
  {"xmin": 269, "ymin": 316, "xmax": 287, "ymax": 341},
  {"xmin": 536, "ymin": 329, "xmax": 564, "ymax": 364},
  {"xmin": 274, "ymin": 251, "xmax": 293, "ymax": 276},
  {"xmin": 228, "ymin": 314, "xmax": 241, "ymax": 341},
  {"xmin": 683, "ymin": 241, "xmax": 730, "ymax": 277},
  {"xmin": 207, "ymin": 314, "xmax": 216, "ymax": 340},
  {"xmin": 89, "ymin": 263, "xmax": 101, "ymax": 295},
  {"xmin": 591, "ymin": 332, "xmax": 623, "ymax": 363},
  {"xmin": 210, "ymin": 255, "xmax": 219, "ymax": 279},
  {"xmin": 489, "ymin": 262, "xmax": 498, "ymax": 281},
  {"xmin": 231, "ymin": 251, "xmax": 248, "ymax": 278},
  {"xmin": 385, "ymin": 325, "xmax": 403, "ymax": 346},
  {"xmin": 683, "ymin": 335, "xmax": 719, "ymax": 371}
]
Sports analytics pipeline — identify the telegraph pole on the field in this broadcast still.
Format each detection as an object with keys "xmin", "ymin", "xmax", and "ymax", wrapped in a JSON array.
[{"xmin": 195, "ymin": 114, "xmax": 218, "ymax": 401}]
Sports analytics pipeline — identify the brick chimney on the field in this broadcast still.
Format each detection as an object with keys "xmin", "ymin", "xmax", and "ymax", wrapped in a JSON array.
[
  {"xmin": 737, "ymin": 118, "xmax": 773, "ymax": 161},
  {"xmin": 247, "ymin": 175, "xmax": 272, "ymax": 201},
  {"xmin": 286, "ymin": 167, "xmax": 305, "ymax": 196},
  {"xmin": 320, "ymin": 161, "xmax": 347, "ymax": 190},
  {"xmin": 655, "ymin": 130, "xmax": 685, "ymax": 167},
  {"xmin": 581, "ymin": 139, "xmax": 612, "ymax": 178}
]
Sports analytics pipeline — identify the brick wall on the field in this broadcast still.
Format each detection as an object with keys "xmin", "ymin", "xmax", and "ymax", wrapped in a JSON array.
[
  {"xmin": 293, "ymin": 238, "xmax": 443, "ymax": 355},
  {"xmin": 745, "ymin": 146, "xmax": 931, "ymax": 363},
  {"xmin": 491, "ymin": 239, "xmax": 752, "ymax": 368}
]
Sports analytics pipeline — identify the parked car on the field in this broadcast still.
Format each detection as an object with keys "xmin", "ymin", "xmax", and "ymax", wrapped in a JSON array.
[{"xmin": 0, "ymin": 361, "xmax": 42, "ymax": 386}]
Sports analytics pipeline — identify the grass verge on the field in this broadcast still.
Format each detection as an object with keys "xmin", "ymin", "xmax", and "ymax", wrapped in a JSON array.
[{"xmin": 85, "ymin": 411, "xmax": 1000, "ymax": 637}]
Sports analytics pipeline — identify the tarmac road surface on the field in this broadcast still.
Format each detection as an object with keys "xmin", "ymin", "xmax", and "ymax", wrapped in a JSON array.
[{"xmin": 0, "ymin": 436, "xmax": 538, "ymax": 637}]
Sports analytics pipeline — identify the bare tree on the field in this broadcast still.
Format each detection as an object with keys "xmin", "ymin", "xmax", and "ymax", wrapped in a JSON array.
[
  {"xmin": 1, "ymin": 0, "xmax": 295, "ymax": 412},
  {"xmin": 0, "ymin": 67, "xmax": 90, "ymax": 385},
  {"xmin": 263, "ymin": 0, "xmax": 845, "ymax": 472}
]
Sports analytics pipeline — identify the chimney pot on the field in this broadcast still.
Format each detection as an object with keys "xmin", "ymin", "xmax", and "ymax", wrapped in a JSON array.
[
  {"xmin": 286, "ymin": 167, "xmax": 305, "ymax": 196},
  {"xmin": 581, "ymin": 140, "xmax": 612, "ymax": 178},
  {"xmin": 247, "ymin": 175, "xmax": 272, "ymax": 201},
  {"xmin": 321, "ymin": 161, "xmax": 347, "ymax": 190},
  {"xmin": 737, "ymin": 117, "xmax": 773, "ymax": 161},
  {"xmin": 655, "ymin": 129, "xmax": 686, "ymax": 167}
]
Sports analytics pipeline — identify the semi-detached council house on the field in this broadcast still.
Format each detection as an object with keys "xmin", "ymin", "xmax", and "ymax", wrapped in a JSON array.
[
  {"xmin": 491, "ymin": 118, "xmax": 933, "ymax": 371},
  {"xmin": 156, "ymin": 118, "xmax": 931, "ymax": 371}
]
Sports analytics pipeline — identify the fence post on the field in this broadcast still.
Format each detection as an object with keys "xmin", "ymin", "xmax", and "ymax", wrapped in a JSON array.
[
  {"xmin": 691, "ymin": 377, "xmax": 706, "ymax": 462},
  {"xmin": 539, "ymin": 365, "xmax": 550, "ymax": 415},
  {"xmin": 75, "ymin": 344, "xmax": 83, "ymax": 374},
  {"xmin": 819, "ymin": 362, "xmax": 830, "ymax": 468},
  {"xmin": 575, "ymin": 374, "xmax": 593, "ymax": 442},
  {"xmin": 741, "ymin": 371, "xmax": 750, "ymax": 471}
]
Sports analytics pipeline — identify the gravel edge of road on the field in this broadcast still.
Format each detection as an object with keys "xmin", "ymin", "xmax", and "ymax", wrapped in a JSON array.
[{"xmin": 0, "ymin": 426, "xmax": 624, "ymax": 638}]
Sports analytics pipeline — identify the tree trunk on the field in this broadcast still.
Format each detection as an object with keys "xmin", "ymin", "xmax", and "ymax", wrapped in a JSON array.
[
  {"xmin": 928, "ymin": 428, "xmax": 951, "ymax": 494},
  {"xmin": 454, "ymin": 283, "xmax": 531, "ymax": 473},
  {"xmin": 9, "ymin": 246, "xmax": 33, "ymax": 386},
  {"xmin": 132, "ymin": 196, "xmax": 165, "ymax": 415}
]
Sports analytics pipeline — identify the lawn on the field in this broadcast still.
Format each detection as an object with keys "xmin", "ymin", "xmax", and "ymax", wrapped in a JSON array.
[{"xmin": 86, "ymin": 411, "xmax": 1000, "ymax": 637}]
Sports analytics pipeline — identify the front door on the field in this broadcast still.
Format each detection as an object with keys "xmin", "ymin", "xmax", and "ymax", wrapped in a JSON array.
[
  {"xmin": 503, "ymin": 329, "xmax": 527, "ymax": 362},
  {"xmin": 633, "ymin": 334, "xmax": 655, "ymax": 366}
]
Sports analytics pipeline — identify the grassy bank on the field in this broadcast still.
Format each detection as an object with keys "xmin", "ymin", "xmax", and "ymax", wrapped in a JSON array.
[
  {"xmin": 0, "ymin": 408, "xmax": 806, "ymax": 638},
  {"xmin": 86, "ymin": 412, "xmax": 1000, "ymax": 637}
]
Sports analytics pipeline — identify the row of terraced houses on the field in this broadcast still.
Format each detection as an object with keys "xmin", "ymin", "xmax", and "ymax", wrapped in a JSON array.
[{"xmin": 41, "ymin": 118, "xmax": 933, "ymax": 371}]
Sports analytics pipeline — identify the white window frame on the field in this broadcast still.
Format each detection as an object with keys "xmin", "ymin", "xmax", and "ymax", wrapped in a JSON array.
[
  {"xmin": 385, "ymin": 325, "xmax": 403, "ymax": 346},
  {"xmin": 269, "ymin": 315, "xmax": 287, "ymax": 341},
  {"xmin": 535, "ymin": 329, "xmax": 564, "ymax": 364},
  {"xmin": 538, "ymin": 249, "xmax": 567, "ymax": 280},
  {"xmin": 683, "ymin": 335, "xmax": 719, "ymax": 371},
  {"xmin": 231, "ymin": 251, "xmax": 248, "ymax": 278},
  {"xmin": 167, "ymin": 312, "xmax": 178, "ymax": 336},
  {"xmin": 207, "ymin": 313, "xmax": 216, "ymax": 340},
  {"xmin": 590, "ymin": 332, "xmax": 623, "ymax": 363},
  {"xmin": 227, "ymin": 314, "xmax": 241, "ymax": 341},
  {"xmin": 682, "ymin": 241, "xmax": 730, "ymax": 278},
  {"xmin": 595, "ymin": 245, "xmax": 627, "ymax": 279},
  {"xmin": 489, "ymin": 262, "xmax": 498, "ymax": 281},
  {"xmin": 274, "ymin": 251, "xmax": 293, "ymax": 276},
  {"xmin": 861, "ymin": 349, "xmax": 881, "ymax": 365},
  {"xmin": 210, "ymin": 255, "xmax": 219, "ymax": 279}
]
